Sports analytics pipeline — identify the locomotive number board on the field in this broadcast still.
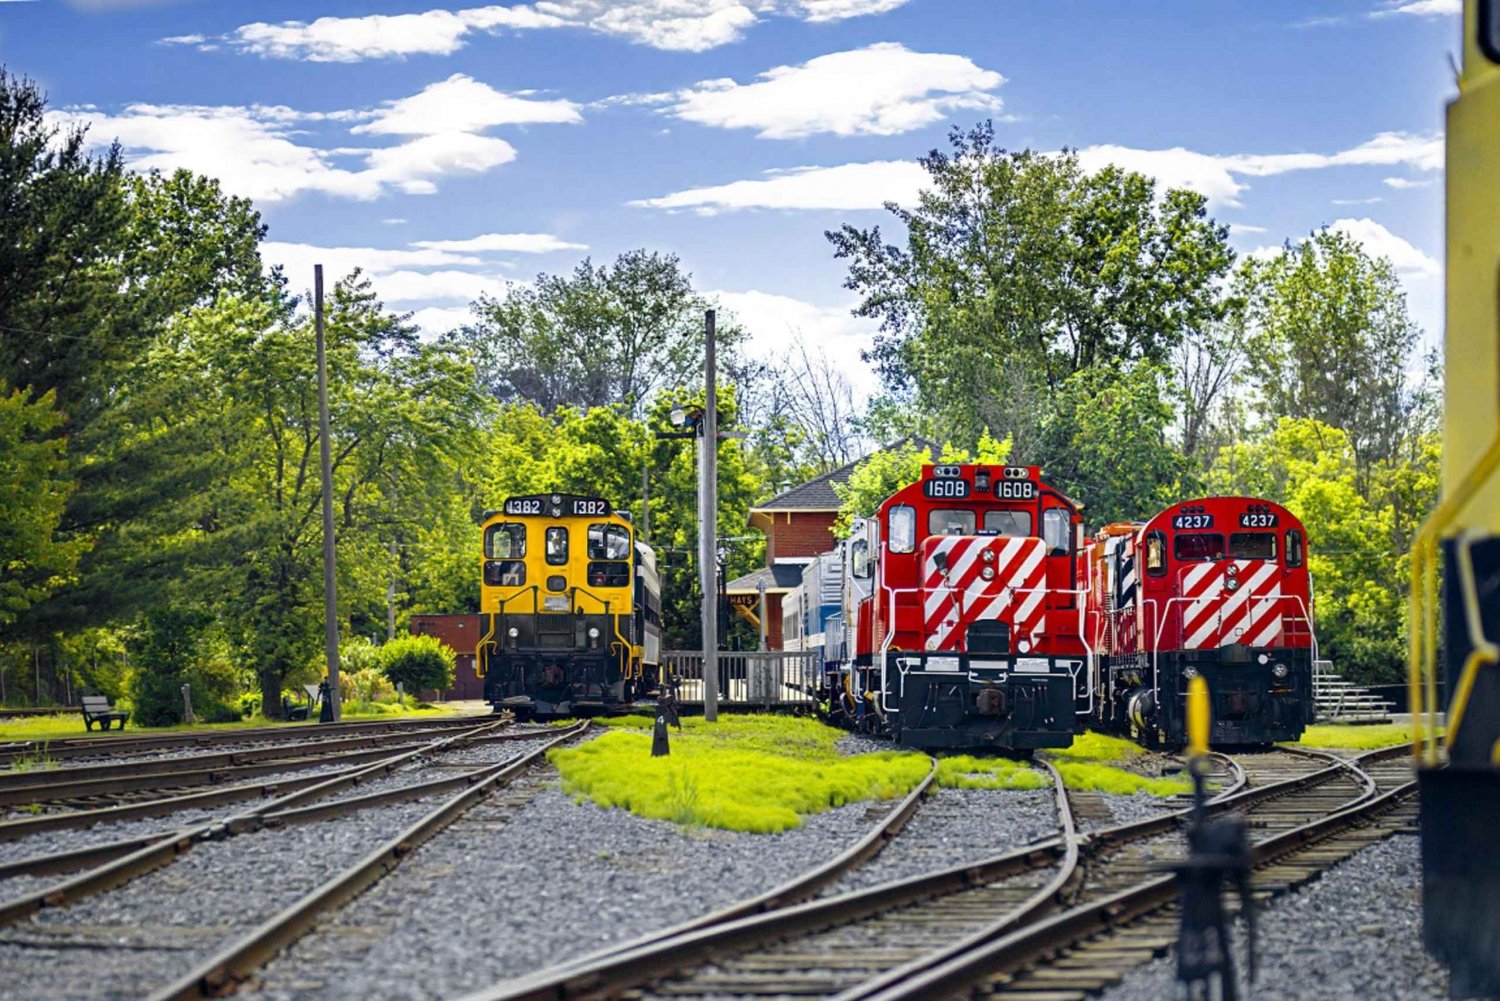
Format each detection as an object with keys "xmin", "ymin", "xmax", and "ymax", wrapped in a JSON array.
[
  {"xmin": 922, "ymin": 478, "xmax": 1037, "ymax": 500},
  {"xmin": 502, "ymin": 494, "xmax": 613, "ymax": 517},
  {"xmin": 923, "ymin": 478, "xmax": 971, "ymax": 499},
  {"xmin": 1172, "ymin": 513, "xmax": 1214, "ymax": 529},
  {"xmin": 1239, "ymin": 512, "xmax": 1279, "ymax": 528}
]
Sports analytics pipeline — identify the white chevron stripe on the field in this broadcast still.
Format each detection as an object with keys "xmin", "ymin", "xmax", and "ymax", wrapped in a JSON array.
[
  {"xmin": 1181, "ymin": 559, "xmax": 1219, "ymax": 594},
  {"xmin": 1245, "ymin": 585, "xmax": 1285, "ymax": 648},
  {"xmin": 1185, "ymin": 563, "xmax": 1277, "ymax": 649}
]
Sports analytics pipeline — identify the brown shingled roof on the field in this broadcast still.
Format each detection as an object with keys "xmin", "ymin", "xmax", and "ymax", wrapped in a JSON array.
[{"xmin": 751, "ymin": 437, "xmax": 943, "ymax": 512}]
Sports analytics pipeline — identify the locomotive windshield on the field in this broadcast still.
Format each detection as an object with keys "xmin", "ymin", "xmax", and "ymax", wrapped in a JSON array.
[
  {"xmin": 889, "ymin": 505, "xmax": 916, "ymax": 553},
  {"xmin": 485, "ymin": 523, "xmax": 526, "ymax": 558},
  {"xmin": 983, "ymin": 510, "xmax": 1032, "ymax": 536},
  {"xmin": 587, "ymin": 523, "xmax": 631, "ymax": 560},
  {"xmin": 1174, "ymin": 533, "xmax": 1224, "ymax": 561},
  {"xmin": 545, "ymin": 526, "xmax": 569, "ymax": 564},
  {"xmin": 1229, "ymin": 532, "xmax": 1277, "ymax": 559},
  {"xmin": 929, "ymin": 509, "xmax": 976, "ymax": 535}
]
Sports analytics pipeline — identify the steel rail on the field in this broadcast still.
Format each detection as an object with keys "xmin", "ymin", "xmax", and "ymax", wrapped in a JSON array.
[
  {"xmin": 854, "ymin": 753, "xmax": 1416, "ymax": 1000},
  {"xmin": 0, "ymin": 713, "xmax": 491, "ymax": 767},
  {"xmin": 148, "ymin": 720, "xmax": 591, "ymax": 1001},
  {"xmin": 0, "ymin": 717, "xmax": 512, "ymax": 928},
  {"xmin": 460, "ymin": 745, "xmax": 1389, "ymax": 1001},
  {"xmin": 540, "ymin": 755, "xmax": 940, "ymax": 980}
]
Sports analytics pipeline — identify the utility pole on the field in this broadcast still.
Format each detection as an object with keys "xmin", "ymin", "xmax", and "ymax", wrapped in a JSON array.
[
  {"xmin": 700, "ymin": 310, "xmax": 719, "ymax": 721},
  {"xmin": 641, "ymin": 463, "xmax": 651, "ymax": 540},
  {"xmin": 386, "ymin": 540, "xmax": 397, "ymax": 642},
  {"xmin": 315, "ymin": 265, "xmax": 342, "ymax": 722}
]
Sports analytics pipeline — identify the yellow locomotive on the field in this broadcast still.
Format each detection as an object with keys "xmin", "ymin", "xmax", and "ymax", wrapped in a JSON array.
[
  {"xmin": 477, "ymin": 494, "xmax": 663, "ymax": 719},
  {"xmin": 1410, "ymin": 3, "xmax": 1500, "ymax": 995}
]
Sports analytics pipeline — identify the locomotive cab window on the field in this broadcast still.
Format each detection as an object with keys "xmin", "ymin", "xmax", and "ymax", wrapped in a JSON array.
[
  {"xmin": 587, "ymin": 561, "xmax": 630, "ymax": 587},
  {"xmin": 1229, "ymin": 532, "xmax": 1277, "ymax": 560},
  {"xmin": 587, "ymin": 523, "xmax": 631, "ymax": 560},
  {"xmin": 485, "ymin": 523, "xmax": 526, "ymax": 559},
  {"xmin": 1173, "ymin": 533, "xmax": 1224, "ymax": 561},
  {"xmin": 889, "ymin": 505, "xmax": 916, "ymax": 554},
  {"xmin": 544, "ymin": 526, "xmax": 569, "ymax": 565},
  {"xmin": 851, "ymin": 538, "xmax": 870, "ymax": 579},
  {"xmin": 484, "ymin": 560, "xmax": 526, "ymax": 586},
  {"xmin": 929, "ymin": 509, "xmax": 976, "ymax": 536},
  {"xmin": 1286, "ymin": 529, "xmax": 1304, "ymax": 567},
  {"xmin": 983, "ymin": 510, "xmax": 1032, "ymax": 537},
  {"xmin": 1145, "ymin": 531, "xmax": 1167, "ymax": 576},
  {"xmin": 1042, "ymin": 509, "xmax": 1071, "ymax": 554}
]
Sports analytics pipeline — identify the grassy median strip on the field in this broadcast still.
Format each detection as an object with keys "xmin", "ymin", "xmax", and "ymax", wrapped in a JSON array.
[
  {"xmin": 1044, "ymin": 730, "xmax": 1192, "ymax": 796},
  {"xmin": 549, "ymin": 714, "xmax": 929, "ymax": 833},
  {"xmin": 935, "ymin": 754, "xmax": 1048, "ymax": 790},
  {"xmin": 1295, "ymin": 722, "xmax": 1417, "ymax": 749}
]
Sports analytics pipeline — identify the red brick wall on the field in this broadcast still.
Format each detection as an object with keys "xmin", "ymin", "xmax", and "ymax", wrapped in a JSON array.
[
  {"xmin": 767, "ymin": 510, "xmax": 838, "ymax": 561},
  {"xmin": 768, "ymin": 594, "xmax": 784, "ymax": 650}
]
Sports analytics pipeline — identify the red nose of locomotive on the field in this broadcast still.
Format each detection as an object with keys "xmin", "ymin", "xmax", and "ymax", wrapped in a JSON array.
[{"xmin": 920, "ymin": 535, "xmax": 1047, "ymax": 653}]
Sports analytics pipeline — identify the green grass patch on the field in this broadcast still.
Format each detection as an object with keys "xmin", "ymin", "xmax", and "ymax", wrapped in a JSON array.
[
  {"xmin": 1052, "ymin": 760, "xmax": 1192, "ymax": 796},
  {"xmin": 552, "ymin": 713, "xmax": 928, "ymax": 833},
  {"xmin": 1293, "ymin": 722, "xmax": 1416, "ymax": 749},
  {"xmin": 1046, "ymin": 731, "xmax": 1144, "ymax": 763},
  {"xmin": 936, "ymin": 754, "xmax": 1049, "ymax": 790}
]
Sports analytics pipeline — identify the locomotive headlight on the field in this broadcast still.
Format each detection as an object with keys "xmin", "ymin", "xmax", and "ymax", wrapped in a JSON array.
[
  {"xmin": 981, "ymin": 550, "xmax": 996, "ymax": 564},
  {"xmin": 1257, "ymin": 653, "xmax": 1270, "ymax": 665},
  {"xmin": 1225, "ymin": 577, "xmax": 1241, "ymax": 592},
  {"xmin": 1018, "ymin": 638, "xmax": 1033, "ymax": 654},
  {"xmin": 507, "ymin": 626, "xmax": 519, "ymax": 639},
  {"xmin": 980, "ymin": 565, "xmax": 996, "ymax": 580},
  {"xmin": 1182, "ymin": 666, "xmax": 1199, "ymax": 680},
  {"xmin": 588, "ymin": 627, "xmax": 600, "ymax": 639},
  {"xmin": 1272, "ymin": 663, "xmax": 1289, "ymax": 679}
]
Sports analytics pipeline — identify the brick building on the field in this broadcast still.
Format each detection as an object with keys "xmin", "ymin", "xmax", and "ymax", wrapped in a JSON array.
[{"xmin": 727, "ymin": 440, "xmax": 936, "ymax": 648}]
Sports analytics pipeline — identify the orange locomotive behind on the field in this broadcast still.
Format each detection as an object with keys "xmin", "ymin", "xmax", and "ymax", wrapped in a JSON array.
[
  {"xmin": 826, "ymin": 463, "xmax": 1088, "ymax": 750},
  {"xmin": 1082, "ymin": 496, "xmax": 1317, "ymax": 747}
]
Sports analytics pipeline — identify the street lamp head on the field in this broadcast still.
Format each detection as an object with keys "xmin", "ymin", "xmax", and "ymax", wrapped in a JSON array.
[{"xmin": 669, "ymin": 405, "xmax": 686, "ymax": 427}]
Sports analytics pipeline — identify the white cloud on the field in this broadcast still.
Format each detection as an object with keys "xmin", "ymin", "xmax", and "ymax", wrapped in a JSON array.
[
  {"xmin": 179, "ymin": 1, "xmax": 915, "ymax": 59},
  {"xmin": 1329, "ymin": 217, "xmax": 1440, "ymax": 277},
  {"xmin": 1230, "ymin": 223, "xmax": 1267, "ymax": 234},
  {"xmin": 711, "ymin": 288, "xmax": 880, "ymax": 395},
  {"xmin": 652, "ymin": 43, "xmax": 1003, "ymax": 139},
  {"xmin": 1383, "ymin": 176, "xmax": 1433, "ymax": 189},
  {"xmin": 1332, "ymin": 196, "xmax": 1383, "ymax": 205},
  {"xmin": 412, "ymin": 233, "xmax": 588, "ymax": 253},
  {"xmin": 1075, "ymin": 145, "xmax": 1250, "ymax": 208},
  {"xmin": 355, "ymin": 74, "xmax": 581, "ymax": 136},
  {"xmin": 631, "ymin": 160, "xmax": 927, "ymax": 214},
  {"xmin": 1371, "ymin": 0, "xmax": 1459, "ymax": 17},
  {"xmin": 409, "ymin": 305, "xmax": 478, "ymax": 336},
  {"xmin": 51, "ymin": 73, "xmax": 580, "ymax": 204},
  {"xmin": 263, "ymin": 241, "xmax": 488, "ymax": 281},
  {"xmin": 381, "ymin": 218, "xmax": 408, "ymax": 225},
  {"xmin": 377, "ymin": 269, "xmax": 499, "ymax": 303}
]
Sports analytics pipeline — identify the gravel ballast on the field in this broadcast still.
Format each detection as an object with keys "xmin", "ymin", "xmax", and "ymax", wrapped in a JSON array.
[
  {"xmin": 244, "ymin": 784, "xmax": 881, "ymax": 1001},
  {"xmin": 0, "ymin": 797, "xmax": 446, "ymax": 1001},
  {"xmin": 822, "ymin": 786, "xmax": 1058, "ymax": 895},
  {"xmin": 1098, "ymin": 833, "xmax": 1447, "ymax": 1001}
]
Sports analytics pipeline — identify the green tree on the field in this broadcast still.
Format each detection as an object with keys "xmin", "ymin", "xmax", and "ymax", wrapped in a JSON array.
[
  {"xmin": 0, "ymin": 386, "xmax": 84, "ymax": 625},
  {"xmin": 828, "ymin": 122, "xmax": 1234, "ymax": 450},
  {"xmin": 1239, "ymin": 228, "xmax": 1421, "ymax": 484},
  {"xmin": 833, "ymin": 434, "xmax": 1011, "ymax": 533},
  {"xmin": 379, "ymin": 634, "xmax": 455, "ymax": 695},
  {"xmin": 456, "ymin": 250, "xmax": 742, "ymax": 417}
]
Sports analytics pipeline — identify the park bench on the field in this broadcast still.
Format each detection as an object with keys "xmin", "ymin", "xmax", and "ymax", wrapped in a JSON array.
[{"xmin": 81, "ymin": 695, "xmax": 130, "ymax": 731}]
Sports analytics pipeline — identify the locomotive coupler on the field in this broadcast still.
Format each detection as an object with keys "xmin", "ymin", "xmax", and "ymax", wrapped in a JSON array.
[{"xmin": 1170, "ymin": 756, "xmax": 1256, "ymax": 1001}]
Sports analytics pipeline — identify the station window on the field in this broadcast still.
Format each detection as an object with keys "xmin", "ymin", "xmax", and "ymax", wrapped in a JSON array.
[
  {"xmin": 1286, "ymin": 529, "xmax": 1304, "ymax": 568},
  {"xmin": 484, "ymin": 523, "xmax": 526, "ymax": 559},
  {"xmin": 1042, "ymin": 509, "xmax": 1071, "ymax": 554},
  {"xmin": 929, "ymin": 509, "xmax": 976, "ymax": 536},
  {"xmin": 983, "ymin": 510, "xmax": 1033, "ymax": 537},
  {"xmin": 851, "ymin": 538, "xmax": 870, "ymax": 579},
  {"xmin": 1173, "ymin": 533, "xmax": 1224, "ymax": 562},
  {"xmin": 545, "ymin": 526, "xmax": 569, "ymax": 565},
  {"xmin": 587, "ymin": 523, "xmax": 631, "ymax": 560},
  {"xmin": 1145, "ymin": 531, "xmax": 1167, "ymax": 576},
  {"xmin": 889, "ymin": 505, "xmax": 916, "ymax": 554},
  {"xmin": 1229, "ymin": 532, "xmax": 1277, "ymax": 560}
]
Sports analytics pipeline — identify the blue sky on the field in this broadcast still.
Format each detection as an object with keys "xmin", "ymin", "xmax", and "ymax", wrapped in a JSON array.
[{"xmin": 1, "ymin": 0, "xmax": 1459, "ymax": 391}]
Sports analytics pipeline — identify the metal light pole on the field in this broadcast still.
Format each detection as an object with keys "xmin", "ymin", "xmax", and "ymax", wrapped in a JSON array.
[
  {"xmin": 315, "ymin": 265, "xmax": 342, "ymax": 722},
  {"xmin": 757, "ymin": 576, "xmax": 768, "ymax": 652},
  {"xmin": 699, "ymin": 310, "xmax": 719, "ymax": 721}
]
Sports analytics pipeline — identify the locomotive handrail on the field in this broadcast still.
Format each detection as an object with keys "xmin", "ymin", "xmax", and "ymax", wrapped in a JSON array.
[
  {"xmin": 876, "ymin": 582, "xmax": 1093, "ymax": 715},
  {"xmin": 1144, "ymin": 592, "xmax": 1318, "ymax": 667}
]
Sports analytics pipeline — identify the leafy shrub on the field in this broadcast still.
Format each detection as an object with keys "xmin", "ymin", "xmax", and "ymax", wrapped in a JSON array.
[
  {"xmin": 341, "ymin": 667, "xmax": 397, "ymax": 704},
  {"xmin": 201, "ymin": 702, "xmax": 244, "ymax": 724},
  {"xmin": 126, "ymin": 609, "xmax": 247, "ymax": 726},
  {"xmin": 379, "ymin": 635, "xmax": 454, "ymax": 695}
]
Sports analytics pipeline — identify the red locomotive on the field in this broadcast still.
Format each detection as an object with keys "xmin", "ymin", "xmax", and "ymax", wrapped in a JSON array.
[
  {"xmin": 824, "ymin": 463, "xmax": 1087, "ymax": 750},
  {"xmin": 1083, "ymin": 495, "xmax": 1317, "ymax": 746}
]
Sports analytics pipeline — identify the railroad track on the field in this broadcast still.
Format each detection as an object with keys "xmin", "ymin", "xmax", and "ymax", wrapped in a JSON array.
[
  {"xmin": 460, "ymin": 745, "xmax": 1411, "ymax": 1001},
  {"xmin": 0, "ymin": 712, "xmax": 490, "ymax": 768}
]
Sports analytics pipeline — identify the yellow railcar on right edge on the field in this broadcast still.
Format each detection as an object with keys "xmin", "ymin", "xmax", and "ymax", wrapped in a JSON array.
[{"xmin": 1410, "ymin": 3, "xmax": 1500, "ymax": 996}]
